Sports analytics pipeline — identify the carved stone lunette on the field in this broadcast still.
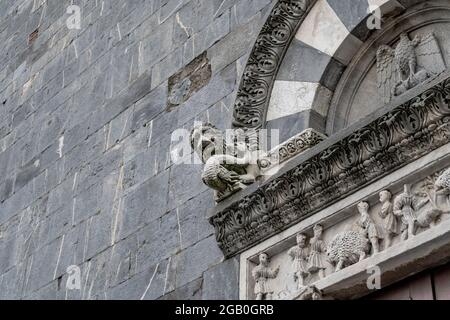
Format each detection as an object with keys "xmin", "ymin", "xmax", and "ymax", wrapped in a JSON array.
[
  {"xmin": 232, "ymin": 0, "xmax": 317, "ymax": 129},
  {"xmin": 211, "ymin": 74, "xmax": 450, "ymax": 258},
  {"xmin": 377, "ymin": 32, "xmax": 446, "ymax": 103}
]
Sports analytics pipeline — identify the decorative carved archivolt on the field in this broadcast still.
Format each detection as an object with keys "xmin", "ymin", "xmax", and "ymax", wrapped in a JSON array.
[
  {"xmin": 232, "ymin": 0, "xmax": 317, "ymax": 129},
  {"xmin": 211, "ymin": 75, "xmax": 450, "ymax": 258},
  {"xmin": 245, "ymin": 167, "xmax": 450, "ymax": 300}
]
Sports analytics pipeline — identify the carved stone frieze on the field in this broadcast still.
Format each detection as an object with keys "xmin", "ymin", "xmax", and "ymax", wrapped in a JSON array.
[
  {"xmin": 212, "ymin": 75, "xmax": 450, "ymax": 258},
  {"xmin": 378, "ymin": 190, "xmax": 398, "ymax": 248},
  {"xmin": 232, "ymin": 0, "xmax": 317, "ymax": 129},
  {"xmin": 241, "ymin": 165, "xmax": 450, "ymax": 300},
  {"xmin": 327, "ymin": 201, "xmax": 384, "ymax": 272}
]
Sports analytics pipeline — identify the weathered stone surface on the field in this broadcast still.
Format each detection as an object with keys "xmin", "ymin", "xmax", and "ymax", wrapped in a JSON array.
[
  {"xmin": 118, "ymin": 170, "xmax": 170, "ymax": 239},
  {"xmin": 1, "ymin": 0, "xmax": 443, "ymax": 302},
  {"xmin": 174, "ymin": 236, "xmax": 224, "ymax": 288},
  {"xmin": 167, "ymin": 52, "xmax": 212, "ymax": 109},
  {"xmin": 160, "ymin": 277, "xmax": 203, "ymax": 300},
  {"xmin": 266, "ymin": 109, "xmax": 326, "ymax": 142},
  {"xmin": 202, "ymin": 257, "xmax": 240, "ymax": 300},
  {"xmin": 326, "ymin": 0, "xmax": 372, "ymax": 37},
  {"xmin": 107, "ymin": 259, "xmax": 169, "ymax": 300},
  {"xmin": 239, "ymin": 144, "xmax": 450, "ymax": 299},
  {"xmin": 0, "ymin": 0, "xmax": 276, "ymax": 300}
]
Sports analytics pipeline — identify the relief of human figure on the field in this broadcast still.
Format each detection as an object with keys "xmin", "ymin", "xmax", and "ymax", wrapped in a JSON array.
[
  {"xmin": 356, "ymin": 202, "xmax": 383, "ymax": 254},
  {"xmin": 287, "ymin": 233, "xmax": 309, "ymax": 289},
  {"xmin": 307, "ymin": 224, "xmax": 327, "ymax": 279},
  {"xmin": 378, "ymin": 190, "xmax": 398, "ymax": 248},
  {"xmin": 252, "ymin": 252, "xmax": 280, "ymax": 300},
  {"xmin": 393, "ymin": 184, "xmax": 428, "ymax": 241}
]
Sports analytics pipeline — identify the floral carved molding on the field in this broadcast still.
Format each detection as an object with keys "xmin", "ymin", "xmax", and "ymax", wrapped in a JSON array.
[
  {"xmin": 212, "ymin": 74, "xmax": 450, "ymax": 258},
  {"xmin": 232, "ymin": 0, "xmax": 317, "ymax": 129}
]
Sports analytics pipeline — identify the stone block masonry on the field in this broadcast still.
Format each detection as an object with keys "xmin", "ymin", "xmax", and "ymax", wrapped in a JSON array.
[{"xmin": 0, "ymin": 0, "xmax": 274, "ymax": 299}]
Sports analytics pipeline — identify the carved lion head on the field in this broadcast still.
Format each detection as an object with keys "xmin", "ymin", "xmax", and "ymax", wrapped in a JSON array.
[{"xmin": 190, "ymin": 122, "xmax": 225, "ymax": 163}]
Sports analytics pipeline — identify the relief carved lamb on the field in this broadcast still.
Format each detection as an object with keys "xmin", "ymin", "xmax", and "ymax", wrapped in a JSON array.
[
  {"xmin": 435, "ymin": 168, "xmax": 450, "ymax": 206},
  {"xmin": 327, "ymin": 203, "xmax": 374, "ymax": 272}
]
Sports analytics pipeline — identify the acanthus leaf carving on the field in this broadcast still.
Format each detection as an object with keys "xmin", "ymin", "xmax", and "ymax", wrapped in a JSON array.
[
  {"xmin": 248, "ymin": 165, "xmax": 450, "ymax": 300},
  {"xmin": 212, "ymin": 75, "xmax": 450, "ymax": 258}
]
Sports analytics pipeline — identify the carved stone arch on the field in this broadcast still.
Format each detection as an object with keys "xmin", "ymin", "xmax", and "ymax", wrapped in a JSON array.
[
  {"xmin": 231, "ymin": 0, "xmax": 431, "ymax": 142},
  {"xmin": 231, "ymin": 0, "xmax": 319, "ymax": 130}
]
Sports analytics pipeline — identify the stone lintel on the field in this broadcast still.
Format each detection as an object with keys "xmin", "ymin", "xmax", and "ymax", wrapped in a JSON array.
[{"xmin": 210, "ymin": 71, "xmax": 450, "ymax": 259}]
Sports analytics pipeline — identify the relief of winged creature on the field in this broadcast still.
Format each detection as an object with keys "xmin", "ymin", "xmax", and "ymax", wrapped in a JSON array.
[{"xmin": 377, "ymin": 32, "xmax": 446, "ymax": 103}]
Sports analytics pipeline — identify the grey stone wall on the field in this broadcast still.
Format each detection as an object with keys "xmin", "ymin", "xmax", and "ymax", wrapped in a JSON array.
[{"xmin": 0, "ymin": 0, "xmax": 275, "ymax": 300}]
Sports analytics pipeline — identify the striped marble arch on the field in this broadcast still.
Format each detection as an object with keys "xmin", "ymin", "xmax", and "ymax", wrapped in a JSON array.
[{"xmin": 232, "ymin": 0, "xmax": 431, "ymax": 142}]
